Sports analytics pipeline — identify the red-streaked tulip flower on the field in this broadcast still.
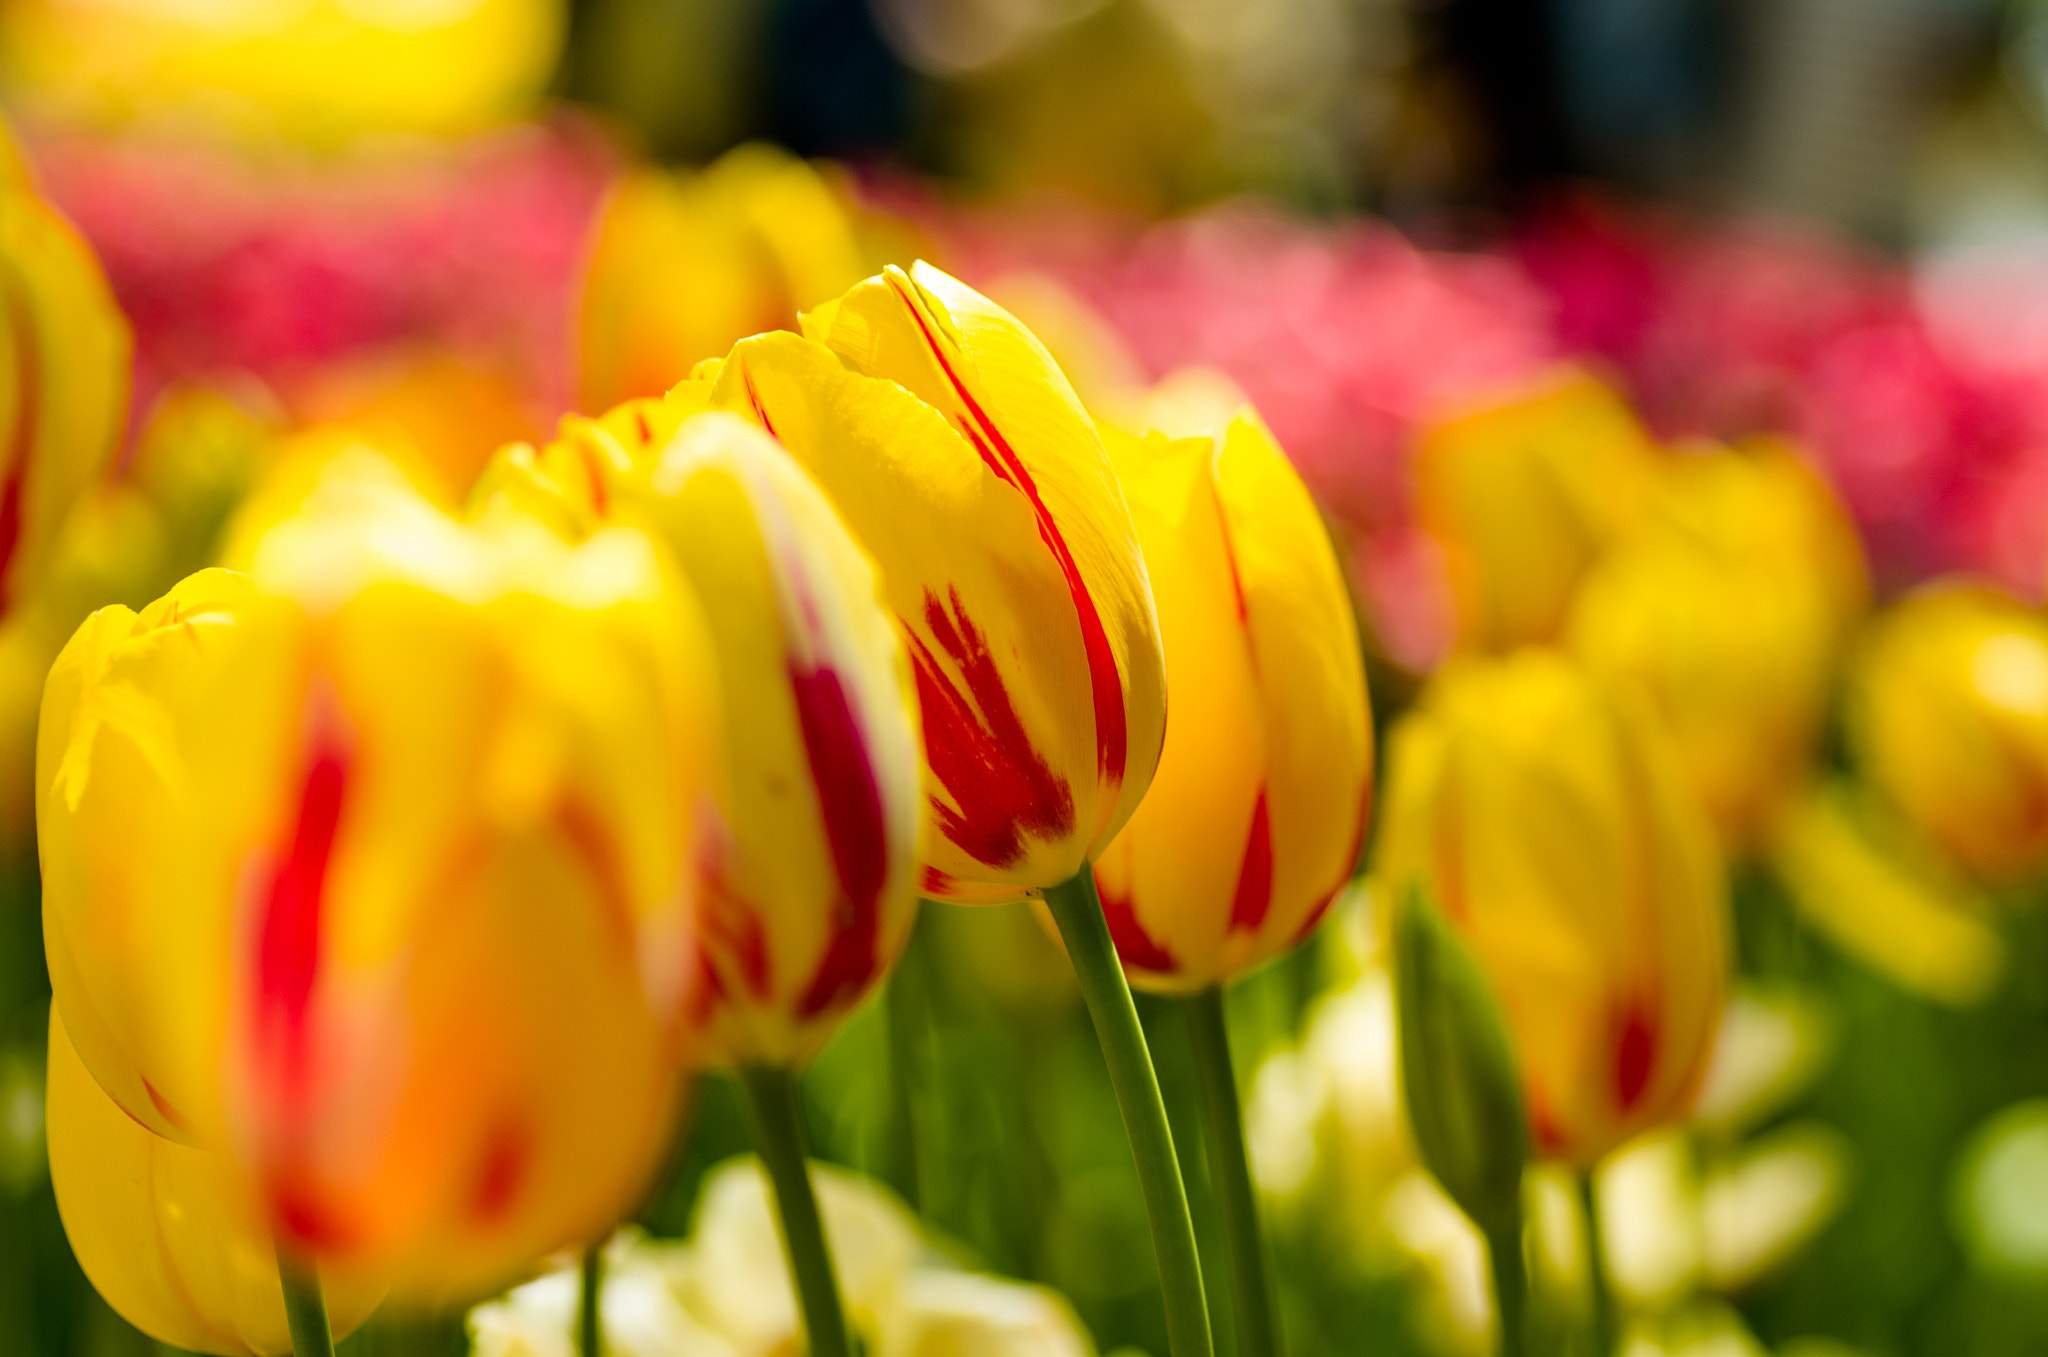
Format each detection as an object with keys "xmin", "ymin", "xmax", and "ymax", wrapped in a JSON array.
[
  {"xmin": 47, "ymin": 1006, "xmax": 387, "ymax": 1355},
  {"xmin": 476, "ymin": 406, "xmax": 925, "ymax": 1066},
  {"xmin": 704, "ymin": 261, "xmax": 1168, "ymax": 903},
  {"xmin": 1374, "ymin": 651, "xmax": 1729, "ymax": 1166},
  {"xmin": 38, "ymin": 457, "xmax": 718, "ymax": 1299},
  {"xmin": 1091, "ymin": 409, "xmax": 1372, "ymax": 989}
]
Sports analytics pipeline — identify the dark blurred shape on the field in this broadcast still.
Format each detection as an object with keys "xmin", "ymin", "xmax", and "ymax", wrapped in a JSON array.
[
  {"xmin": 1430, "ymin": 0, "xmax": 1579, "ymax": 194},
  {"xmin": 765, "ymin": 0, "xmax": 916, "ymax": 157}
]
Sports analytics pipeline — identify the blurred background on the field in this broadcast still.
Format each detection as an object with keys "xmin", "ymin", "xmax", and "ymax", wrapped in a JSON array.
[{"xmin": 6, "ymin": 1, "xmax": 2048, "ymax": 1356}]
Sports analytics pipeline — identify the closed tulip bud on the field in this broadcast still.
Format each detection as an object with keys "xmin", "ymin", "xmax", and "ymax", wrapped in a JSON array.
[
  {"xmin": 39, "ymin": 457, "xmax": 719, "ymax": 1298},
  {"xmin": 1091, "ymin": 408, "xmax": 1371, "ymax": 988},
  {"xmin": 1568, "ymin": 440, "xmax": 1868, "ymax": 848},
  {"xmin": 706, "ymin": 262, "xmax": 1168, "ymax": 902},
  {"xmin": 1415, "ymin": 371, "xmax": 1657, "ymax": 654},
  {"xmin": 578, "ymin": 146, "xmax": 872, "ymax": 412},
  {"xmin": 0, "ymin": 190, "xmax": 130, "ymax": 623},
  {"xmin": 47, "ymin": 1007, "xmax": 387, "ymax": 1355},
  {"xmin": 1375, "ymin": 651, "xmax": 1729, "ymax": 1166},
  {"xmin": 1851, "ymin": 581, "xmax": 2048, "ymax": 880},
  {"xmin": 475, "ymin": 406, "xmax": 925, "ymax": 1065}
]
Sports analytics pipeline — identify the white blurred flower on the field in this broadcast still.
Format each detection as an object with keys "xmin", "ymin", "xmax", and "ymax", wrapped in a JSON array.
[
  {"xmin": 874, "ymin": 1269, "xmax": 1095, "ymax": 1357},
  {"xmin": 1700, "ymin": 1122, "xmax": 1851, "ymax": 1292},
  {"xmin": 1692, "ymin": 986, "xmax": 1833, "ymax": 1141},
  {"xmin": 468, "ymin": 1232, "xmax": 739, "ymax": 1357},
  {"xmin": 1599, "ymin": 1130, "xmax": 1703, "ymax": 1311},
  {"xmin": 1952, "ymin": 1098, "xmax": 2048, "ymax": 1276},
  {"xmin": 1618, "ymin": 1300, "xmax": 1768, "ymax": 1357},
  {"xmin": 1382, "ymin": 1171, "xmax": 1491, "ymax": 1356},
  {"xmin": 672, "ymin": 1158, "xmax": 926, "ymax": 1354}
]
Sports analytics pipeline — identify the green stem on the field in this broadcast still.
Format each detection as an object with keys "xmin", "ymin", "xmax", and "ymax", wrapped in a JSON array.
[
  {"xmin": 1182, "ymin": 985, "xmax": 1282, "ymax": 1357},
  {"xmin": 1579, "ymin": 1170, "xmax": 1614, "ymax": 1357},
  {"xmin": 578, "ymin": 1241, "xmax": 603, "ymax": 1357},
  {"xmin": 1044, "ymin": 869, "xmax": 1214, "ymax": 1357},
  {"xmin": 736, "ymin": 1063, "xmax": 854, "ymax": 1357},
  {"xmin": 276, "ymin": 1248, "xmax": 334, "ymax": 1357},
  {"xmin": 1484, "ymin": 1217, "xmax": 1527, "ymax": 1357}
]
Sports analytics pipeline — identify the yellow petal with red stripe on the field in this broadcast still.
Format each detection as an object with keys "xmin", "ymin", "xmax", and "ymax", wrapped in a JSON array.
[
  {"xmin": 1374, "ymin": 651, "xmax": 1728, "ymax": 1166},
  {"xmin": 1094, "ymin": 410, "xmax": 1371, "ymax": 990},
  {"xmin": 48, "ymin": 1006, "xmax": 387, "ymax": 1357}
]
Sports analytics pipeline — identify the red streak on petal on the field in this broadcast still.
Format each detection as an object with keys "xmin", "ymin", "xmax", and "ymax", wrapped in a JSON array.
[
  {"xmin": 789, "ymin": 664, "xmax": 891, "ymax": 1018},
  {"xmin": 633, "ymin": 407, "xmax": 653, "ymax": 444},
  {"xmin": 743, "ymin": 365, "xmax": 779, "ymax": 440},
  {"xmin": 910, "ymin": 588, "xmax": 1073, "ymax": 868},
  {"xmin": 141, "ymin": 1077, "xmax": 190, "ymax": 1136},
  {"xmin": 574, "ymin": 437, "xmax": 610, "ymax": 517},
  {"xmin": 1097, "ymin": 876, "xmax": 1176, "ymax": 974},
  {"xmin": 1288, "ymin": 797, "xmax": 1370, "ymax": 947},
  {"xmin": 1614, "ymin": 999, "xmax": 1658, "ymax": 1113},
  {"xmin": 1529, "ymin": 1091, "xmax": 1566, "ymax": 1158},
  {"xmin": 0, "ymin": 281, "xmax": 41, "ymax": 620},
  {"xmin": 270, "ymin": 1185, "xmax": 352, "ymax": 1252},
  {"xmin": 885, "ymin": 273, "xmax": 1127, "ymax": 792},
  {"xmin": 468, "ymin": 1116, "xmax": 532, "ymax": 1225},
  {"xmin": 554, "ymin": 796, "xmax": 635, "ymax": 956},
  {"xmin": 1227, "ymin": 789, "xmax": 1274, "ymax": 933},
  {"xmin": 920, "ymin": 864, "xmax": 961, "ymax": 896},
  {"xmin": 253, "ymin": 731, "xmax": 349, "ymax": 1111}
]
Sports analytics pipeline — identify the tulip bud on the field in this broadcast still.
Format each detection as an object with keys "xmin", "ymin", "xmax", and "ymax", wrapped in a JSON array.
[
  {"xmin": 39, "ymin": 456, "xmax": 719, "ymax": 1298},
  {"xmin": 707, "ymin": 261, "xmax": 1168, "ymax": 903},
  {"xmin": 1091, "ymin": 408, "xmax": 1372, "ymax": 989},
  {"xmin": 0, "ymin": 190, "xmax": 130, "ymax": 623},
  {"xmin": 1567, "ymin": 440, "xmax": 1868, "ymax": 848},
  {"xmin": 1850, "ymin": 581, "xmax": 2048, "ymax": 880},
  {"xmin": 47, "ymin": 1006, "xmax": 386, "ymax": 1356},
  {"xmin": 1415, "ymin": 371, "xmax": 1656, "ymax": 654},
  {"xmin": 578, "ymin": 146, "xmax": 872, "ymax": 411},
  {"xmin": 1374, "ymin": 651, "xmax": 1729, "ymax": 1166},
  {"xmin": 1392, "ymin": 883, "xmax": 1529, "ymax": 1240}
]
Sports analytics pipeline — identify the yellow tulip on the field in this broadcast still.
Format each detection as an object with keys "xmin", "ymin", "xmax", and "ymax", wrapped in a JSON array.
[
  {"xmin": 1567, "ymin": 440, "xmax": 1868, "ymax": 848},
  {"xmin": 578, "ymin": 146, "xmax": 874, "ymax": 413},
  {"xmin": 705, "ymin": 262, "xmax": 1168, "ymax": 903},
  {"xmin": 1415, "ymin": 371, "xmax": 1657, "ymax": 654},
  {"xmin": 0, "ymin": 189, "xmax": 131, "ymax": 624},
  {"xmin": 1375, "ymin": 651, "xmax": 1728, "ymax": 1166},
  {"xmin": 1091, "ymin": 408, "xmax": 1371, "ymax": 989},
  {"xmin": 476, "ymin": 404, "xmax": 925, "ymax": 1066},
  {"xmin": 1850, "ymin": 581, "xmax": 2048, "ymax": 880},
  {"xmin": 0, "ymin": 0, "xmax": 561, "ymax": 140},
  {"xmin": 39, "ymin": 455, "xmax": 718, "ymax": 1298},
  {"xmin": 47, "ymin": 1006, "xmax": 386, "ymax": 1356}
]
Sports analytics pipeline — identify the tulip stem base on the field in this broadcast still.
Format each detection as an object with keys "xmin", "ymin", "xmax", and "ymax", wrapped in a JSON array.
[
  {"xmin": 1485, "ymin": 1218, "xmax": 1528, "ymax": 1357},
  {"xmin": 737, "ymin": 1063, "xmax": 855, "ymax": 1357},
  {"xmin": 578, "ymin": 1241, "xmax": 603, "ymax": 1357},
  {"xmin": 276, "ymin": 1249, "xmax": 334, "ymax": 1357},
  {"xmin": 1183, "ymin": 985, "xmax": 1283, "ymax": 1357},
  {"xmin": 1580, "ymin": 1171, "xmax": 1614, "ymax": 1357},
  {"xmin": 1044, "ymin": 869, "xmax": 1214, "ymax": 1357}
]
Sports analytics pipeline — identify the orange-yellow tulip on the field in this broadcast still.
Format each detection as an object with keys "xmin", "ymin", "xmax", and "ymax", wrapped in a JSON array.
[
  {"xmin": 1851, "ymin": 581, "xmax": 2048, "ymax": 881},
  {"xmin": 47, "ymin": 1006, "xmax": 386, "ymax": 1355},
  {"xmin": 704, "ymin": 262, "xmax": 1168, "ymax": 904},
  {"xmin": 1374, "ymin": 651, "xmax": 1728, "ymax": 1166},
  {"xmin": 1414, "ymin": 370, "xmax": 1657, "ymax": 655},
  {"xmin": 578, "ymin": 146, "xmax": 874, "ymax": 413},
  {"xmin": 39, "ymin": 456, "xmax": 718, "ymax": 1298},
  {"xmin": 1567, "ymin": 440, "xmax": 1868, "ymax": 848},
  {"xmin": 475, "ymin": 405, "xmax": 925, "ymax": 1066},
  {"xmin": 1091, "ymin": 408, "xmax": 1372, "ymax": 989}
]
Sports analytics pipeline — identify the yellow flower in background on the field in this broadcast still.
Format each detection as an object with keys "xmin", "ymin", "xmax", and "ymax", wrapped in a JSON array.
[
  {"xmin": 1375, "ymin": 651, "xmax": 1729, "ymax": 1166},
  {"xmin": 0, "ymin": 0, "xmax": 562, "ymax": 141},
  {"xmin": 0, "ymin": 189, "xmax": 131, "ymax": 625},
  {"xmin": 39, "ymin": 455, "xmax": 718, "ymax": 1299},
  {"xmin": 1091, "ymin": 406, "xmax": 1371, "ymax": 989},
  {"xmin": 1567, "ymin": 439, "xmax": 1868, "ymax": 848},
  {"xmin": 46, "ymin": 1007, "xmax": 386, "ymax": 1356},
  {"xmin": 707, "ymin": 262, "xmax": 1168, "ymax": 904},
  {"xmin": 1851, "ymin": 581, "xmax": 2048, "ymax": 882},
  {"xmin": 1414, "ymin": 370, "xmax": 1657, "ymax": 655},
  {"xmin": 477, "ymin": 403, "xmax": 925, "ymax": 1067},
  {"xmin": 578, "ymin": 146, "xmax": 876, "ymax": 414}
]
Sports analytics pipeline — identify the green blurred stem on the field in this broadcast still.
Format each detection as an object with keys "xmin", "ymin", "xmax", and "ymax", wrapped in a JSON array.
[
  {"xmin": 276, "ymin": 1248, "xmax": 334, "ymax": 1357},
  {"xmin": 578, "ymin": 1241, "xmax": 603, "ymax": 1357},
  {"xmin": 1044, "ymin": 868, "xmax": 1214, "ymax": 1357},
  {"xmin": 1580, "ymin": 1171, "xmax": 1614, "ymax": 1357},
  {"xmin": 1182, "ymin": 985, "xmax": 1283, "ymax": 1357},
  {"xmin": 1484, "ymin": 1216, "xmax": 1528, "ymax": 1357},
  {"xmin": 736, "ymin": 1063, "xmax": 854, "ymax": 1357}
]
